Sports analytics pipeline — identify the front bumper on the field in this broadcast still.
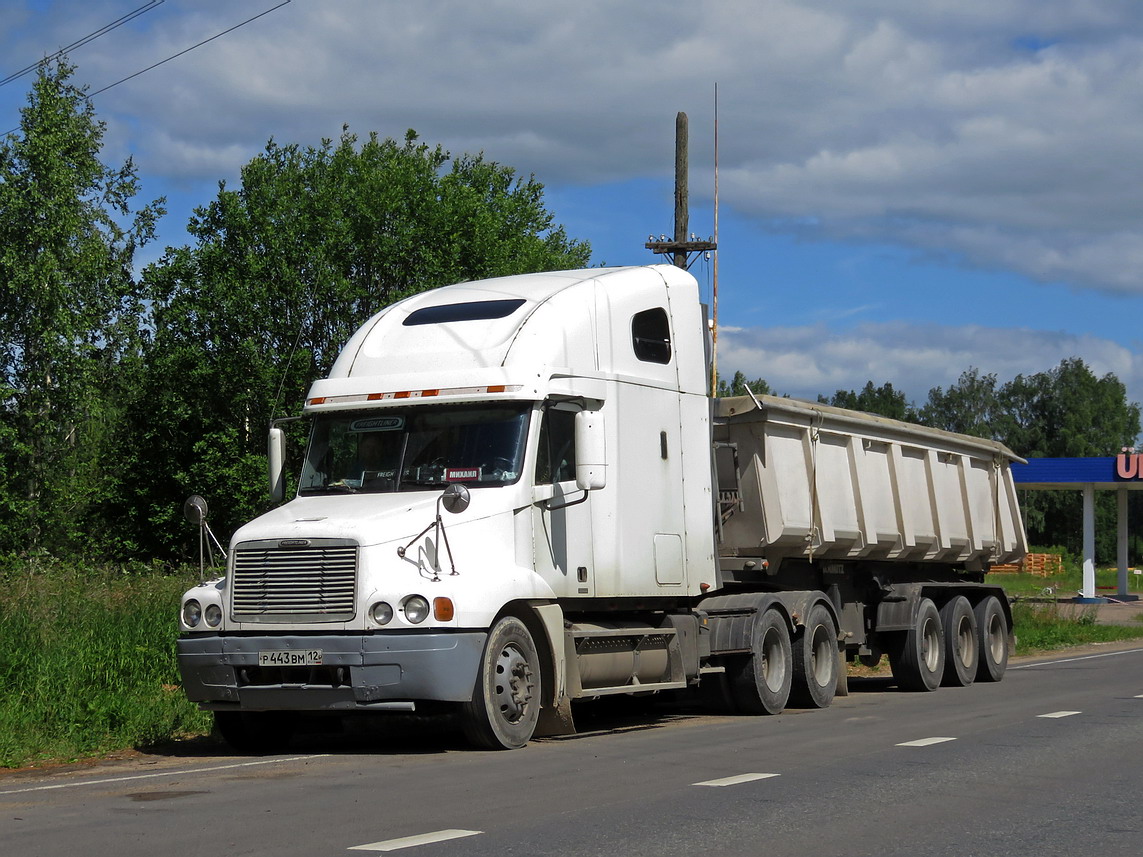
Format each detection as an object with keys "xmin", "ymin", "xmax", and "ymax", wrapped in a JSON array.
[{"xmin": 177, "ymin": 631, "xmax": 487, "ymax": 711}]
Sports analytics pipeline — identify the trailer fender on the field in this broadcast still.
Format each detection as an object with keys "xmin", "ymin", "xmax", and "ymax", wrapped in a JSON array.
[{"xmin": 699, "ymin": 592, "xmax": 795, "ymax": 655}]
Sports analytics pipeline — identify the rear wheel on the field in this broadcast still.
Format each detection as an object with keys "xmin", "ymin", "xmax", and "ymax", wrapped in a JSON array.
[
  {"xmin": 974, "ymin": 595, "xmax": 1009, "ymax": 682},
  {"xmin": 940, "ymin": 596, "xmax": 978, "ymax": 687},
  {"xmin": 729, "ymin": 607, "xmax": 793, "ymax": 715},
  {"xmin": 461, "ymin": 617, "xmax": 541, "ymax": 750},
  {"xmin": 791, "ymin": 603, "xmax": 838, "ymax": 709},
  {"xmin": 890, "ymin": 597, "xmax": 944, "ymax": 692},
  {"xmin": 214, "ymin": 711, "xmax": 297, "ymax": 754}
]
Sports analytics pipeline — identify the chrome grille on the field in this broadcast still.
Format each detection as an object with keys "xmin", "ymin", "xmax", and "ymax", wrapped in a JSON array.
[{"xmin": 232, "ymin": 541, "xmax": 358, "ymax": 621}]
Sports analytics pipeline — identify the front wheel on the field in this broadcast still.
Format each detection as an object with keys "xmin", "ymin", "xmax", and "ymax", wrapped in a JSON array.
[{"xmin": 461, "ymin": 616, "xmax": 541, "ymax": 750}]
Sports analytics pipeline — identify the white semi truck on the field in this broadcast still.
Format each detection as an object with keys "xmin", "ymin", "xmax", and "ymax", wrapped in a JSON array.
[{"xmin": 177, "ymin": 265, "xmax": 1026, "ymax": 751}]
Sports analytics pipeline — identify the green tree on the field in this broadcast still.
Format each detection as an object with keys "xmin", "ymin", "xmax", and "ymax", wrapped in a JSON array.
[
  {"xmin": 917, "ymin": 368, "xmax": 1001, "ymax": 438},
  {"xmin": 122, "ymin": 128, "xmax": 590, "ymax": 558},
  {"xmin": 819, "ymin": 380, "xmax": 914, "ymax": 421},
  {"xmin": 995, "ymin": 358, "xmax": 1140, "ymax": 561},
  {"xmin": 716, "ymin": 370, "xmax": 771, "ymax": 398},
  {"xmin": 0, "ymin": 59, "xmax": 162, "ymax": 558}
]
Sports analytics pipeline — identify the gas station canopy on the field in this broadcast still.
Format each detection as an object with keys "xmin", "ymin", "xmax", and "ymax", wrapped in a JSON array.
[{"xmin": 1010, "ymin": 454, "xmax": 1142, "ymax": 602}]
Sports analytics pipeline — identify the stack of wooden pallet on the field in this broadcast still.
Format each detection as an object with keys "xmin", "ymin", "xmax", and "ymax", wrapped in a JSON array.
[{"xmin": 988, "ymin": 552, "xmax": 1062, "ymax": 576}]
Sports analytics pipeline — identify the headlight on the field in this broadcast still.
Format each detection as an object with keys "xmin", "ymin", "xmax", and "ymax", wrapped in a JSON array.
[
  {"xmin": 402, "ymin": 595, "xmax": 430, "ymax": 624},
  {"xmin": 370, "ymin": 601, "xmax": 394, "ymax": 625},
  {"xmin": 182, "ymin": 599, "xmax": 202, "ymax": 628},
  {"xmin": 204, "ymin": 604, "xmax": 222, "ymax": 627}
]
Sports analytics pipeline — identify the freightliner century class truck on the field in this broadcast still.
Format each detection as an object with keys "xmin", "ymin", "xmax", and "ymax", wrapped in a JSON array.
[{"xmin": 177, "ymin": 264, "xmax": 1027, "ymax": 751}]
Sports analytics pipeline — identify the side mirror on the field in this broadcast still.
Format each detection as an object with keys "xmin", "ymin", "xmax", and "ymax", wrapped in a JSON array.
[
  {"xmin": 268, "ymin": 426, "xmax": 286, "ymax": 503},
  {"xmin": 575, "ymin": 410, "xmax": 606, "ymax": 491},
  {"xmin": 440, "ymin": 483, "xmax": 471, "ymax": 514}
]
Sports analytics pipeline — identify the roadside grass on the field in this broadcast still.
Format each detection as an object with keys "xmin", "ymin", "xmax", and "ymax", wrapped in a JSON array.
[
  {"xmin": 0, "ymin": 564, "xmax": 211, "ymax": 769},
  {"xmin": 1009, "ymin": 600, "xmax": 1143, "ymax": 653},
  {"xmin": 4, "ymin": 561, "xmax": 1143, "ymax": 770}
]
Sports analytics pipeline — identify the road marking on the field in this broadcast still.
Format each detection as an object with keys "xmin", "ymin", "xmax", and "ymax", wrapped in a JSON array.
[
  {"xmin": 693, "ymin": 773, "xmax": 780, "ymax": 787},
  {"xmin": 349, "ymin": 830, "xmax": 482, "ymax": 851},
  {"xmin": 0, "ymin": 755, "xmax": 331, "ymax": 796},
  {"xmin": 897, "ymin": 737, "xmax": 956, "ymax": 747},
  {"xmin": 1012, "ymin": 649, "xmax": 1143, "ymax": 669},
  {"xmin": 1135, "ymin": 694, "xmax": 1143, "ymax": 699},
  {"xmin": 1038, "ymin": 710, "xmax": 1081, "ymax": 718}
]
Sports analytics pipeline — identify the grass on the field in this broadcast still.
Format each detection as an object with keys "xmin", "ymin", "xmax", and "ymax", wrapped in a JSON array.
[
  {"xmin": 2, "ymin": 561, "xmax": 1143, "ymax": 769},
  {"xmin": 0, "ymin": 564, "xmax": 211, "ymax": 769},
  {"xmin": 1010, "ymin": 600, "xmax": 1143, "ymax": 653}
]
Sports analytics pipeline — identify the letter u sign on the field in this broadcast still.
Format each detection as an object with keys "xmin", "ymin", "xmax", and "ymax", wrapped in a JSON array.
[{"xmin": 1117, "ymin": 453, "xmax": 1141, "ymax": 479}]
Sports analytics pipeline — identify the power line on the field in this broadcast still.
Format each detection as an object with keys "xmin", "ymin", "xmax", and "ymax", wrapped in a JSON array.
[
  {"xmin": 0, "ymin": 1, "xmax": 166, "ymax": 88},
  {"xmin": 90, "ymin": 1, "xmax": 293, "ymax": 97},
  {"xmin": 3, "ymin": 1, "xmax": 292, "ymax": 137}
]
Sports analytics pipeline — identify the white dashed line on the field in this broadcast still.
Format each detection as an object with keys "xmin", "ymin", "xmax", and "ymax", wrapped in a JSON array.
[
  {"xmin": 897, "ymin": 737, "xmax": 956, "ymax": 747},
  {"xmin": 1038, "ymin": 710, "xmax": 1081, "ymax": 718},
  {"xmin": 0, "ymin": 755, "xmax": 331, "ymax": 795},
  {"xmin": 349, "ymin": 830, "xmax": 482, "ymax": 852},
  {"xmin": 693, "ymin": 773, "xmax": 780, "ymax": 787}
]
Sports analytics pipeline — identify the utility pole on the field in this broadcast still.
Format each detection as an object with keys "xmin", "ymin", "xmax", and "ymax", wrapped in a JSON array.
[{"xmin": 645, "ymin": 112, "xmax": 716, "ymax": 268}]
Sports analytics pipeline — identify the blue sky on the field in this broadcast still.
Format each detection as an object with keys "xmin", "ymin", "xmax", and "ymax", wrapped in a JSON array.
[{"xmin": 4, "ymin": 0, "xmax": 1143, "ymax": 415}]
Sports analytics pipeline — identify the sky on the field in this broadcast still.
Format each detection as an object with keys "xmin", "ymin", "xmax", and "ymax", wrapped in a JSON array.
[{"xmin": 3, "ymin": 0, "xmax": 1143, "ymax": 414}]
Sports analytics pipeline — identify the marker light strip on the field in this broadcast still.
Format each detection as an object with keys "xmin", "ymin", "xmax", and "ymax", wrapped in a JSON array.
[{"xmin": 308, "ymin": 384, "xmax": 520, "ymax": 407}]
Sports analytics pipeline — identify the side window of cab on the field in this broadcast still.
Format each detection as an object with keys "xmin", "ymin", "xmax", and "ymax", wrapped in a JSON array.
[
  {"xmin": 632, "ymin": 307, "xmax": 671, "ymax": 364},
  {"xmin": 535, "ymin": 407, "xmax": 577, "ymax": 484}
]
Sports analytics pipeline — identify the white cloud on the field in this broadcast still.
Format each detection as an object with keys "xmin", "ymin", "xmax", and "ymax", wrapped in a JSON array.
[
  {"xmin": 7, "ymin": 1, "xmax": 1143, "ymax": 295},
  {"xmin": 718, "ymin": 321, "xmax": 1143, "ymax": 407}
]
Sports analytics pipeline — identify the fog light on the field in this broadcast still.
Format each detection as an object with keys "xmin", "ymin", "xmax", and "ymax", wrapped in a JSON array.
[
  {"xmin": 182, "ymin": 599, "xmax": 202, "ymax": 628},
  {"xmin": 370, "ymin": 601, "xmax": 394, "ymax": 625},
  {"xmin": 204, "ymin": 604, "xmax": 222, "ymax": 627},
  {"xmin": 402, "ymin": 595, "xmax": 429, "ymax": 624}
]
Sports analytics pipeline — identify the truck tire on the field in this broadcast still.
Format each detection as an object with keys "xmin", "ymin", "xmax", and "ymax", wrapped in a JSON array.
[
  {"xmin": 890, "ymin": 597, "xmax": 944, "ymax": 692},
  {"xmin": 461, "ymin": 616, "xmax": 541, "ymax": 750},
  {"xmin": 729, "ymin": 607, "xmax": 793, "ymax": 715},
  {"xmin": 214, "ymin": 711, "xmax": 297, "ymax": 754},
  {"xmin": 790, "ymin": 602, "xmax": 838, "ymax": 709},
  {"xmin": 940, "ymin": 595, "xmax": 978, "ymax": 687},
  {"xmin": 974, "ymin": 595, "xmax": 1009, "ymax": 682}
]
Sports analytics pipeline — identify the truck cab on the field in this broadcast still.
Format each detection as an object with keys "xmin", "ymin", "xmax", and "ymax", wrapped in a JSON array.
[{"xmin": 177, "ymin": 265, "xmax": 717, "ymax": 749}]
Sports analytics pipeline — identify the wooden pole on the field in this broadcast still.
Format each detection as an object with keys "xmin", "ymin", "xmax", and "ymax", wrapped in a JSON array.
[{"xmin": 674, "ymin": 112, "xmax": 688, "ymax": 269}]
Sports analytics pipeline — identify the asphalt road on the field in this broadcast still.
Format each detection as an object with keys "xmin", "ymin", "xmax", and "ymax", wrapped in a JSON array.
[{"xmin": 4, "ymin": 643, "xmax": 1143, "ymax": 857}]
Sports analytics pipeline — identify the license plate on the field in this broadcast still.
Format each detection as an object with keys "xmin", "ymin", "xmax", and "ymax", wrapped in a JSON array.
[{"xmin": 258, "ymin": 649, "xmax": 323, "ymax": 667}]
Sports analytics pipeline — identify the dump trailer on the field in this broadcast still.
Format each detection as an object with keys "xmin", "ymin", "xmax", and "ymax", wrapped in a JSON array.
[{"xmin": 176, "ymin": 265, "xmax": 1026, "ymax": 751}]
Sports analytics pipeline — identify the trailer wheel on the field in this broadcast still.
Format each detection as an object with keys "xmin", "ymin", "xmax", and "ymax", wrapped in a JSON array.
[
  {"xmin": 974, "ymin": 595, "xmax": 1009, "ymax": 683},
  {"xmin": 939, "ymin": 596, "xmax": 978, "ymax": 687},
  {"xmin": 729, "ymin": 607, "xmax": 793, "ymax": 715},
  {"xmin": 214, "ymin": 711, "xmax": 297, "ymax": 754},
  {"xmin": 790, "ymin": 603, "xmax": 838, "ymax": 709},
  {"xmin": 890, "ymin": 597, "xmax": 944, "ymax": 692},
  {"xmin": 461, "ymin": 616, "xmax": 540, "ymax": 750}
]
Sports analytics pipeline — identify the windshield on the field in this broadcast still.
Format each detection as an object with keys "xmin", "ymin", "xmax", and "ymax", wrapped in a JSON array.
[{"xmin": 298, "ymin": 403, "xmax": 531, "ymax": 495}]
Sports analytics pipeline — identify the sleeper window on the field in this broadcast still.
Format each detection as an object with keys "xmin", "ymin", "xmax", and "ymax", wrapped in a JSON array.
[{"xmin": 632, "ymin": 307, "xmax": 671, "ymax": 364}]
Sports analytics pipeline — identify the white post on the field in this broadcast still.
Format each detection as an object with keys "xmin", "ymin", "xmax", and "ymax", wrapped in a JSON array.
[
  {"xmin": 1118, "ymin": 486, "xmax": 1129, "ymax": 598},
  {"xmin": 1082, "ymin": 484, "xmax": 1096, "ymax": 599}
]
